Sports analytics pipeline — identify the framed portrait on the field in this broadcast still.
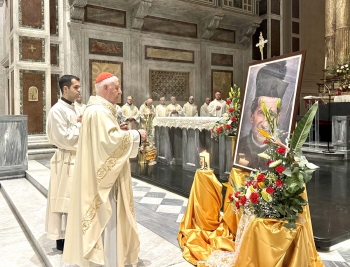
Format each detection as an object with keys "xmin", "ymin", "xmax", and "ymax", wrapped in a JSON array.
[
  {"xmin": 233, "ymin": 51, "xmax": 306, "ymax": 171},
  {"xmin": 89, "ymin": 59, "xmax": 123, "ymax": 104}
]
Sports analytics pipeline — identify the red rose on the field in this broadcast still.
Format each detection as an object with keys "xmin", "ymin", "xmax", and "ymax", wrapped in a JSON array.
[
  {"xmin": 275, "ymin": 166, "xmax": 285, "ymax": 173},
  {"xmin": 266, "ymin": 160, "xmax": 274, "ymax": 167},
  {"xmin": 275, "ymin": 179, "xmax": 284, "ymax": 187},
  {"xmin": 225, "ymin": 124, "xmax": 231, "ymax": 130},
  {"xmin": 217, "ymin": 126, "xmax": 223, "ymax": 133},
  {"xmin": 226, "ymin": 99, "xmax": 232, "ymax": 105},
  {"xmin": 257, "ymin": 173, "xmax": 265, "ymax": 183},
  {"xmin": 239, "ymin": 196, "xmax": 247, "ymax": 206},
  {"xmin": 250, "ymin": 192, "xmax": 260, "ymax": 204},
  {"xmin": 245, "ymin": 180, "xmax": 253, "ymax": 186},
  {"xmin": 228, "ymin": 107, "xmax": 235, "ymax": 113},
  {"xmin": 234, "ymin": 191, "xmax": 240, "ymax": 198},
  {"xmin": 228, "ymin": 193, "xmax": 233, "ymax": 201},
  {"xmin": 231, "ymin": 116, "xmax": 237, "ymax": 122},
  {"xmin": 276, "ymin": 147, "xmax": 286, "ymax": 154},
  {"xmin": 266, "ymin": 187, "xmax": 274, "ymax": 194},
  {"xmin": 211, "ymin": 129, "xmax": 214, "ymax": 133},
  {"xmin": 252, "ymin": 181, "xmax": 258, "ymax": 189},
  {"xmin": 235, "ymin": 201, "xmax": 240, "ymax": 209},
  {"xmin": 263, "ymin": 139, "xmax": 270, "ymax": 144}
]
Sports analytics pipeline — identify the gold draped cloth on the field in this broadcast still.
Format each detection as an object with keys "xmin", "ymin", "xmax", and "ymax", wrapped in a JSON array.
[{"xmin": 180, "ymin": 168, "xmax": 324, "ymax": 267}]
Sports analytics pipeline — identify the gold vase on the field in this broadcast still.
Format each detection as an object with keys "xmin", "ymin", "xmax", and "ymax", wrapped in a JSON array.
[{"xmin": 140, "ymin": 140, "xmax": 157, "ymax": 165}]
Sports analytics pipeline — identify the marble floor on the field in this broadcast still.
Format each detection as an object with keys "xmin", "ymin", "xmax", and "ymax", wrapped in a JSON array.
[{"xmin": 0, "ymin": 159, "xmax": 349, "ymax": 267}]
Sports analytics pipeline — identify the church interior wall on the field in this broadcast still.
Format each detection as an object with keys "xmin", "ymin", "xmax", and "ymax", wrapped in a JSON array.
[{"xmin": 0, "ymin": 4, "xmax": 6, "ymax": 115}]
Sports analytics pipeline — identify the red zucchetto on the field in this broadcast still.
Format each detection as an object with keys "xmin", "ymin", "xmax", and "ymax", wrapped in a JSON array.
[{"xmin": 95, "ymin": 72, "xmax": 115, "ymax": 83}]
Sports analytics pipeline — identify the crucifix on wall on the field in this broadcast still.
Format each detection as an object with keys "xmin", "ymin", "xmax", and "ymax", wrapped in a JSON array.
[
  {"xmin": 255, "ymin": 32, "xmax": 268, "ymax": 60},
  {"xmin": 28, "ymin": 45, "xmax": 36, "ymax": 53}
]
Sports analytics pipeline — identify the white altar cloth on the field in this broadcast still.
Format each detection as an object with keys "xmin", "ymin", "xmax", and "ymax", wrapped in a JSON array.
[{"xmin": 152, "ymin": 117, "xmax": 220, "ymax": 131}]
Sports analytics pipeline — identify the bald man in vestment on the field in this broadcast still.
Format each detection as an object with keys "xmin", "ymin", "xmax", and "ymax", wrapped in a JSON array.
[
  {"xmin": 182, "ymin": 96, "xmax": 198, "ymax": 117},
  {"xmin": 118, "ymin": 96, "xmax": 140, "ymax": 129}
]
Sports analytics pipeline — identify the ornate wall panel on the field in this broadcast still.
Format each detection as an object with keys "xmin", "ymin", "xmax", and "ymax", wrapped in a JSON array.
[
  {"xmin": 50, "ymin": 44, "xmax": 59, "ymax": 66},
  {"xmin": 142, "ymin": 16, "xmax": 197, "ymax": 38},
  {"xmin": 20, "ymin": 70, "xmax": 45, "ymax": 133},
  {"xmin": 19, "ymin": 0, "xmax": 44, "ymax": 29},
  {"xmin": 145, "ymin": 46, "xmax": 194, "ymax": 63},
  {"xmin": 149, "ymin": 70, "xmax": 189, "ymax": 101},
  {"xmin": 51, "ymin": 74, "xmax": 60, "ymax": 106},
  {"xmin": 19, "ymin": 36, "xmax": 44, "ymax": 62},
  {"xmin": 211, "ymin": 70, "xmax": 233, "ymax": 100},
  {"xmin": 209, "ymin": 28, "xmax": 235, "ymax": 43},
  {"xmin": 89, "ymin": 60, "xmax": 123, "ymax": 104},
  {"xmin": 84, "ymin": 5, "xmax": 126, "ymax": 28},
  {"xmin": 50, "ymin": 0, "xmax": 58, "ymax": 35},
  {"xmin": 89, "ymin": 38, "xmax": 123, "ymax": 57},
  {"xmin": 211, "ymin": 53, "xmax": 233, "ymax": 67}
]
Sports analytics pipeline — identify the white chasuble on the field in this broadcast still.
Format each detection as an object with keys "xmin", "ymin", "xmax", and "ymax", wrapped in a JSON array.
[
  {"xmin": 155, "ymin": 104, "xmax": 167, "ymax": 117},
  {"xmin": 119, "ymin": 104, "xmax": 140, "ymax": 130},
  {"xmin": 45, "ymin": 99, "xmax": 80, "ymax": 240},
  {"xmin": 75, "ymin": 101, "xmax": 86, "ymax": 116},
  {"xmin": 166, "ymin": 103, "xmax": 183, "ymax": 117},
  {"xmin": 200, "ymin": 103, "xmax": 210, "ymax": 117},
  {"xmin": 139, "ymin": 103, "xmax": 155, "ymax": 129},
  {"xmin": 63, "ymin": 96, "xmax": 140, "ymax": 267},
  {"xmin": 207, "ymin": 99, "xmax": 227, "ymax": 117},
  {"xmin": 182, "ymin": 102, "xmax": 198, "ymax": 117}
]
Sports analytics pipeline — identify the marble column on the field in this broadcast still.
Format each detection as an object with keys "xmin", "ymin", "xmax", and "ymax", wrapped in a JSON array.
[
  {"xmin": 335, "ymin": 0, "xmax": 350, "ymax": 64},
  {"xmin": 325, "ymin": 0, "xmax": 336, "ymax": 69},
  {"xmin": 69, "ymin": 22, "xmax": 83, "ymax": 79}
]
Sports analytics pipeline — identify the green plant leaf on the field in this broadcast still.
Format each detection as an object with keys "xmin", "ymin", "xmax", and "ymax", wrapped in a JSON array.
[
  {"xmin": 284, "ymin": 222, "xmax": 297, "ymax": 229},
  {"xmin": 290, "ymin": 102, "xmax": 319, "ymax": 151}
]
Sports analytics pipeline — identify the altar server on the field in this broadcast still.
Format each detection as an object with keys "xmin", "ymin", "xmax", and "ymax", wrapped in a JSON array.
[
  {"xmin": 63, "ymin": 72, "xmax": 147, "ymax": 267},
  {"xmin": 118, "ymin": 95, "xmax": 140, "ymax": 129},
  {"xmin": 208, "ymin": 91, "xmax": 227, "ymax": 117},
  {"xmin": 45, "ymin": 75, "xmax": 81, "ymax": 251},
  {"xmin": 166, "ymin": 96, "xmax": 183, "ymax": 117},
  {"xmin": 182, "ymin": 96, "xmax": 198, "ymax": 117}
]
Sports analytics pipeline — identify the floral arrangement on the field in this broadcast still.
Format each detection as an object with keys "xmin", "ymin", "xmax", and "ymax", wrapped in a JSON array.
[
  {"xmin": 228, "ymin": 101, "xmax": 319, "ymax": 229},
  {"xmin": 211, "ymin": 84, "xmax": 241, "ymax": 139},
  {"xmin": 335, "ymin": 59, "xmax": 350, "ymax": 90}
]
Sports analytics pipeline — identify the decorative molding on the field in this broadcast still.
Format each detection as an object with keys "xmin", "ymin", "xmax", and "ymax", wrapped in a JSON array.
[
  {"xmin": 19, "ymin": 36, "xmax": 45, "ymax": 62},
  {"xmin": 70, "ymin": 0, "xmax": 87, "ymax": 23},
  {"xmin": 84, "ymin": 4, "xmax": 126, "ymax": 28},
  {"xmin": 89, "ymin": 38, "xmax": 123, "ymax": 57},
  {"xmin": 131, "ymin": 0, "xmax": 153, "ymax": 30},
  {"xmin": 239, "ymin": 23, "xmax": 260, "ymax": 45},
  {"xmin": 211, "ymin": 53, "xmax": 233, "ymax": 67},
  {"xmin": 145, "ymin": 45, "xmax": 194, "ymax": 63},
  {"xmin": 201, "ymin": 14, "xmax": 223, "ymax": 39}
]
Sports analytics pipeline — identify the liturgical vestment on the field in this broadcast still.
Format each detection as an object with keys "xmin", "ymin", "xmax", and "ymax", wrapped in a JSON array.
[
  {"xmin": 207, "ymin": 99, "xmax": 227, "ymax": 117},
  {"xmin": 155, "ymin": 104, "xmax": 167, "ymax": 117},
  {"xmin": 63, "ymin": 95, "xmax": 140, "ymax": 267},
  {"xmin": 200, "ymin": 103, "xmax": 209, "ymax": 117},
  {"xmin": 139, "ymin": 102, "xmax": 155, "ymax": 129},
  {"xmin": 182, "ymin": 102, "xmax": 198, "ymax": 117},
  {"xmin": 45, "ymin": 99, "xmax": 80, "ymax": 240},
  {"xmin": 118, "ymin": 103, "xmax": 140, "ymax": 129},
  {"xmin": 166, "ymin": 103, "xmax": 183, "ymax": 117}
]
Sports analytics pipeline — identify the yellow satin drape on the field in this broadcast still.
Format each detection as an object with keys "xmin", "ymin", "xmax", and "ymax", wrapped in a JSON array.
[
  {"xmin": 177, "ymin": 169, "xmax": 236, "ymax": 265},
  {"xmin": 182, "ymin": 168, "xmax": 324, "ymax": 267}
]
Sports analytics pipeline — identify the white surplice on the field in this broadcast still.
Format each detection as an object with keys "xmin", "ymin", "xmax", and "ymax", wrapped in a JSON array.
[
  {"xmin": 139, "ymin": 103, "xmax": 155, "ymax": 129},
  {"xmin": 63, "ymin": 96, "xmax": 140, "ymax": 267},
  {"xmin": 166, "ymin": 103, "xmax": 183, "ymax": 117},
  {"xmin": 118, "ymin": 103, "xmax": 140, "ymax": 129},
  {"xmin": 200, "ymin": 103, "xmax": 210, "ymax": 117},
  {"xmin": 75, "ymin": 101, "xmax": 86, "ymax": 116},
  {"xmin": 155, "ymin": 104, "xmax": 167, "ymax": 117},
  {"xmin": 45, "ymin": 99, "xmax": 80, "ymax": 240},
  {"xmin": 207, "ymin": 99, "xmax": 227, "ymax": 117}
]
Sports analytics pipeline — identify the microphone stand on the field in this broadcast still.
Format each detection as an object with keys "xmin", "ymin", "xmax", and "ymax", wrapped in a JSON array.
[{"xmin": 322, "ymin": 82, "xmax": 334, "ymax": 154}]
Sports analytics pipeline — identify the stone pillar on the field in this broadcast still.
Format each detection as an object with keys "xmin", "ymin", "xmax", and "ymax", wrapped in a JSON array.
[
  {"xmin": 335, "ymin": 0, "xmax": 350, "ymax": 64},
  {"xmin": 69, "ymin": 22, "xmax": 83, "ymax": 79},
  {"xmin": 325, "ymin": 0, "xmax": 336, "ymax": 69}
]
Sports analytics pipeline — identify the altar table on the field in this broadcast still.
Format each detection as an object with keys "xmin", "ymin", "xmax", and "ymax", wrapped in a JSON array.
[{"xmin": 153, "ymin": 117, "xmax": 234, "ymax": 176}]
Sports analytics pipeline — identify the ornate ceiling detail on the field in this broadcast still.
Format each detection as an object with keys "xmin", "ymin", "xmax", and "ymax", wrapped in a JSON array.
[
  {"xmin": 69, "ymin": 0, "xmax": 87, "ymax": 23},
  {"xmin": 131, "ymin": 0, "xmax": 154, "ymax": 30},
  {"xmin": 201, "ymin": 14, "xmax": 223, "ymax": 39},
  {"xmin": 239, "ymin": 23, "xmax": 260, "ymax": 46}
]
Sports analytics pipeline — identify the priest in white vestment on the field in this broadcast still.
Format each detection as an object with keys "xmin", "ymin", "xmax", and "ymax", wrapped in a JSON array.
[
  {"xmin": 182, "ymin": 96, "xmax": 198, "ymax": 117},
  {"xmin": 155, "ymin": 97, "xmax": 167, "ymax": 117},
  {"xmin": 74, "ymin": 93, "xmax": 86, "ymax": 116},
  {"xmin": 118, "ymin": 96, "xmax": 140, "ymax": 130},
  {"xmin": 45, "ymin": 75, "xmax": 82, "ymax": 251},
  {"xmin": 166, "ymin": 96, "xmax": 183, "ymax": 117},
  {"xmin": 200, "ymin": 97, "xmax": 211, "ymax": 117},
  {"xmin": 208, "ymin": 91, "xmax": 227, "ymax": 117},
  {"xmin": 63, "ymin": 72, "xmax": 147, "ymax": 267},
  {"xmin": 139, "ymin": 98, "xmax": 155, "ymax": 129}
]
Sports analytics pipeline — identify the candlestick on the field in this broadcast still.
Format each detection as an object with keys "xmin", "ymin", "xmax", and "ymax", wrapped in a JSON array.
[
  {"xmin": 324, "ymin": 56, "xmax": 327, "ymax": 70},
  {"xmin": 199, "ymin": 150, "xmax": 210, "ymax": 169}
]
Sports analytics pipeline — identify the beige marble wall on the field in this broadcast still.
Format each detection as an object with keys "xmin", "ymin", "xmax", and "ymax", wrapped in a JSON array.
[{"xmin": 0, "ymin": 5, "xmax": 5, "ymax": 115}]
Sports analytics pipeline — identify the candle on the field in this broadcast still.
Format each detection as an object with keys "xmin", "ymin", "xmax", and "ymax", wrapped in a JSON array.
[
  {"xmin": 324, "ymin": 56, "xmax": 327, "ymax": 70},
  {"xmin": 199, "ymin": 150, "xmax": 210, "ymax": 169}
]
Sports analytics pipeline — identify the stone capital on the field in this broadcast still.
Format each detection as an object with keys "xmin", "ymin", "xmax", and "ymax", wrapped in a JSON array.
[
  {"xmin": 131, "ymin": 0, "xmax": 153, "ymax": 30},
  {"xmin": 201, "ymin": 14, "xmax": 223, "ymax": 39},
  {"xmin": 239, "ymin": 23, "xmax": 260, "ymax": 45},
  {"xmin": 69, "ymin": 0, "xmax": 88, "ymax": 23}
]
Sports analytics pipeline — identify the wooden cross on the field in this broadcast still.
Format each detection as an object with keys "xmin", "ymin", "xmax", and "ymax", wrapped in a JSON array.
[
  {"xmin": 28, "ymin": 45, "xmax": 36, "ymax": 53},
  {"xmin": 255, "ymin": 32, "xmax": 268, "ymax": 60}
]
